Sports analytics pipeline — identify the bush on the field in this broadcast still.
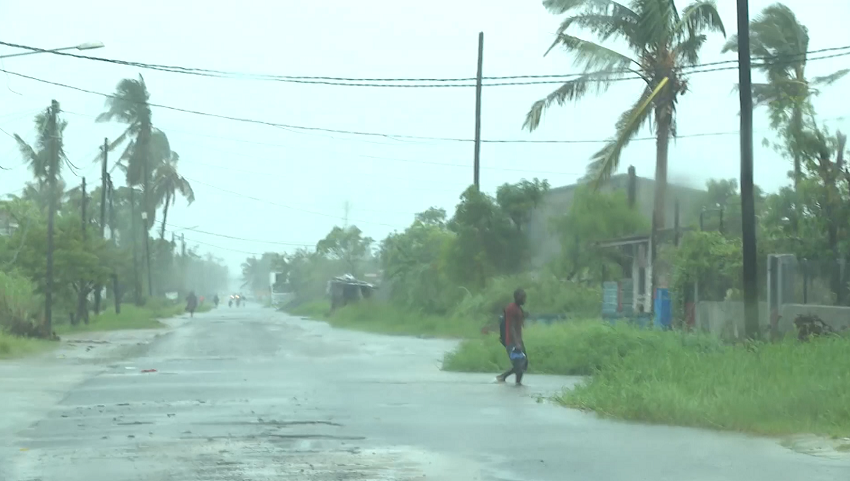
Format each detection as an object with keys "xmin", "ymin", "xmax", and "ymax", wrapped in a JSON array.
[
  {"xmin": 0, "ymin": 271, "xmax": 44, "ymax": 337},
  {"xmin": 451, "ymin": 273, "xmax": 600, "ymax": 325},
  {"xmin": 561, "ymin": 335, "xmax": 850, "ymax": 437}
]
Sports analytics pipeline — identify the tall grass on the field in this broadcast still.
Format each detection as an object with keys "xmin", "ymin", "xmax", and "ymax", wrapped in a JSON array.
[
  {"xmin": 561, "ymin": 334, "xmax": 850, "ymax": 437},
  {"xmin": 442, "ymin": 321, "xmax": 721, "ymax": 375}
]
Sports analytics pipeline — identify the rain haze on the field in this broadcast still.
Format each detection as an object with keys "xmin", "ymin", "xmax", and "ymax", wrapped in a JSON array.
[
  {"xmin": 5, "ymin": 1, "xmax": 850, "ymax": 480},
  {"xmin": 1, "ymin": 0, "xmax": 847, "ymax": 272}
]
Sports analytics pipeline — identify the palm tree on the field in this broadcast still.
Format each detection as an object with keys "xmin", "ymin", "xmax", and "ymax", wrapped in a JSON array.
[
  {"xmin": 14, "ymin": 100, "xmax": 67, "ymax": 334},
  {"xmin": 722, "ymin": 3, "xmax": 848, "ymax": 189},
  {"xmin": 153, "ymin": 149, "xmax": 195, "ymax": 240},
  {"xmin": 96, "ymin": 74, "xmax": 156, "ymax": 222},
  {"xmin": 524, "ymin": 0, "xmax": 726, "ymax": 230}
]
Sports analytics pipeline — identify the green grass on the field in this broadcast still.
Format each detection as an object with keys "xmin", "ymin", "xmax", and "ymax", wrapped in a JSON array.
[
  {"xmin": 289, "ymin": 300, "xmax": 483, "ymax": 338},
  {"xmin": 443, "ymin": 320, "xmax": 850, "ymax": 438},
  {"xmin": 55, "ymin": 303, "xmax": 185, "ymax": 335},
  {"xmin": 0, "ymin": 331, "xmax": 56, "ymax": 359},
  {"xmin": 442, "ymin": 321, "xmax": 698, "ymax": 375},
  {"xmin": 288, "ymin": 300, "xmax": 331, "ymax": 318},
  {"xmin": 560, "ymin": 334, "xmax": 850, "ymax": 438}
]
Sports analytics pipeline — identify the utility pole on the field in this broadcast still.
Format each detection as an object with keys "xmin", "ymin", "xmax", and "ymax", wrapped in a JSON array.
[
  {"xmin": 473, "ymin": 32, "xmax": 484, "ymax": 191},
  {"xmin": 94, "ymin": 137, "xmax": 108, "ymax": 314},
  {"xmin": 343, "ymin": 201, "xmax": 350, "ymax": 228},
  {"xmin": 129, "ymin": 187, "xmax": 141, "ymax": 304},
  {"xmin": 78, "ymin": 177, "xmax": 89, "ymax": 324},
  {"xmin": 736, "ymin": 0, "xmax": 760, "ymax": 340},
  {"xmin": 108, "ymin": 176, "xmax": 120, "ymax": 314},
  {"xmin": 143, "ymin": 209, "xmax": 153, "ymax": 297},
  {"xmin": 44, "ymin": 101, "xmax": 58, "ymax": 336}
]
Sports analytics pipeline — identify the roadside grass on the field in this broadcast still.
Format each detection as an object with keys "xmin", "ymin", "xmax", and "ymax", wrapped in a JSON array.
[
  {"xmin": 0, "ymin": 331, "xmax": 55, "ymax": 359},
  {"xmin": 444, "ymin": 320, "xmax": 850, "ymax": 437},
  {"xmin": 560, "ymin": 333, "xmax": 850, "ymax": 438},
  {"xmin": 441, "ymin": 321, "xmax": 704, "ymax": 375},
  {"xmin": 56, "ymin": 303, "xmax": 184, "ymax": 335},
  {"xmin": 288, "ymin": 300, "xmax": 331, "ymax": 319}
]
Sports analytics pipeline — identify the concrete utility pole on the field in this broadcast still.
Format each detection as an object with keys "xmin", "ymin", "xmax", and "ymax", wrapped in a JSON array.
[
  {"xmin": 736, "ymin": 0, "xmax": 761, "ymax": 339},
  {"xmin": 473, "ymin": 32, "xmax": 484, "ymax": 191}
]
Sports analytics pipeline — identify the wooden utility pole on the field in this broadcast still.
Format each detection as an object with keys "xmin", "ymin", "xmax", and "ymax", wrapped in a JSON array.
[
  {"xmin": 44, "ymin": 101, "xmax": 59, "ymax": 336},
  {"xmin": 473, "ymin": 32, "xmax": 484, "ymax": 191},
  {"xmin": 736, "ymin": 0, "xmax": 760, "ymax": 339},
  {"xmin": 94, "ymin": 138, "xmax": 108, "ymax": 314},
  {"xmin": 108, "ymin": 176, "xmax": 120, "ymax": 314}
]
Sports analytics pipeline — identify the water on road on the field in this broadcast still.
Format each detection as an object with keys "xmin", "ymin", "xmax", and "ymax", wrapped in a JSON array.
[{"xmin": 2, "ymin": 305, "xmax": 848, "ymax": 480}]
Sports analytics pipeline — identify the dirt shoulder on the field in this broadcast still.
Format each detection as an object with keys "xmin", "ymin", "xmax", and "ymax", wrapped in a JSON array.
[{"xmin": 0, "ymin": 316, "xmax": 189, "ymax": 439}]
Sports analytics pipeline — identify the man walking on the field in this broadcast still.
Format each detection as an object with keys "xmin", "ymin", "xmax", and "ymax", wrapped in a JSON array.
[{"xmin": 497, "ymin": 288, "xmax": 528, "ymax": 385}]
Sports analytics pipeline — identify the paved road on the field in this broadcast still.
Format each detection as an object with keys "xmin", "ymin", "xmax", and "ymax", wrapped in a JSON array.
[{"xmin": 3, "ymin": 305, "xmax": 849, "ymax": 480}]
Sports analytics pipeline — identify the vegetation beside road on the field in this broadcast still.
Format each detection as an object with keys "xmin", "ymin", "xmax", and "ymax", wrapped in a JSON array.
[{"xmin": 444, "ymin": 320, "xmax": 850, "ymax": 438}]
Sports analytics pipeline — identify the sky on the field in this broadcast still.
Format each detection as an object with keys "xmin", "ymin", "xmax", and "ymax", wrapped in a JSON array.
[{"xmin": 0, "ymin": 0, "xmax": 848, "ymax": 275}]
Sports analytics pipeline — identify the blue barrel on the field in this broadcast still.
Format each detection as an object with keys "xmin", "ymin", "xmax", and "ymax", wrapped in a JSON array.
[{"xmin": 654, "ymin": 288, "xmax": 672, "ymax": 329}]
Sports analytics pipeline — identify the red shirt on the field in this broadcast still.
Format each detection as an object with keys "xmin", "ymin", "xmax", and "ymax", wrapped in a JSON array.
[{"xmin": 504, "ymin": 302, "xmax": 524, "ymax": 346}]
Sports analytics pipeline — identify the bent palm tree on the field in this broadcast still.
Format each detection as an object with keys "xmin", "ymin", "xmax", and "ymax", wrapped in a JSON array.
[
  {"xmin": 524, "ymin": 0, "xmax": 725, "ymax": 229},
  {"xmin": 153, "ymin": 150, "xmax": 195, "ymax": 240},
  {"xmin": 722, "ymin": 3, "xmax": 848, "ymax": 188},
  {"xmin": 97, "ymin": 75, "xmax": 157, "ymax": 224}
]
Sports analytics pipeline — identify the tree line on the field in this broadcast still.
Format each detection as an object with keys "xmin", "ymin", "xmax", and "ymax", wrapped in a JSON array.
[{"xmin": 0, "ymin": 75, "xmax": 228, "ymax": 337}]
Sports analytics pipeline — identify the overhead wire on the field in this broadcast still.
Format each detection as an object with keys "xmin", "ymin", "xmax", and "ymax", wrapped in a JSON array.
[{"xmin": 0, "ymin": 40, "xmax": 847, "ymax": 87}]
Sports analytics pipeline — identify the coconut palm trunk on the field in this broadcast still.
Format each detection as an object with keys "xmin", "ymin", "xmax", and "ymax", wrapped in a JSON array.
[{"xmin": 160, "ymin": 191, "xmax": 171, "ymax": 240}]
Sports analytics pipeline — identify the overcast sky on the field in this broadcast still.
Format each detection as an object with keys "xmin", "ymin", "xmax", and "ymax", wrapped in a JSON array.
[{"xmin": 0, "ymin": 0, "xmax": 848, "ymax": 274}]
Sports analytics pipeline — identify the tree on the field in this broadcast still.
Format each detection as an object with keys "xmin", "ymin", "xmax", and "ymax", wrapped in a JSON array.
[
  {"xmin": 13, "ymin": 100, "xmax": 67, "ymax": 334},
  {"xmin": 445, "ymin": 187, "xmax": 521, "ymax": 288},
  {"xmin": 524, "ymin": 0, "xmax": 726, "ymax": 231},
  {"xmin": 316, "ymin": 226, "xmax": 374, "ymax": 276},
  {"xmin": 153, "ymin": 149, "xmax": 194, "ymax": 240},
  {"xmin": 552, "ymin": 185, "xmax": 649, "ymax": 281},
  {"xmin": 722, "ymin": 3, "xmax": 848, "ymax": 188},
  {"xmin": 495, "ymin": 178, "xmax": 550, "ymax": 233},
  {"xmin": 381, "ymin": 210, "xmax": 459, "ymax": 313}
]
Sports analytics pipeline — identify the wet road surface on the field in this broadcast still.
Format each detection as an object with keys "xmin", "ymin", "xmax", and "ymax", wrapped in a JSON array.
[{"xmin": 3, "ymin": 305, "xmax": 849, "ymax": 480}]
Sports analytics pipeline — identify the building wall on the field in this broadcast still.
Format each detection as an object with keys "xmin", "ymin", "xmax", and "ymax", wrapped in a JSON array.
[
  {"xmin": 694, "ymin": 301, "xmax": 850, "ymax": 339},
  {"xmin": 527, "ymin": 172, "xmax": 705, "ymax": 269}
]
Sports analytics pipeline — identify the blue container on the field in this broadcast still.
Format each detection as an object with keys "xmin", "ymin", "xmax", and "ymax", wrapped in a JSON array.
[{"xmin": 654, "ymin": 288, "xmax": 672, "ymax": 329}]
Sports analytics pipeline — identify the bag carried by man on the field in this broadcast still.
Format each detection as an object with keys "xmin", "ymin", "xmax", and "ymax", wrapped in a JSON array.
[{"xmin": 498, "ymin": 310, "xmax": 507, "ymax": 346}]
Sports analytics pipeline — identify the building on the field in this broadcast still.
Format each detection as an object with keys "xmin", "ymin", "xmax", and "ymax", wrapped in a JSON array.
[{"xmin": 526, "ymin": 167, "xmax": 705, "ymax": 269}]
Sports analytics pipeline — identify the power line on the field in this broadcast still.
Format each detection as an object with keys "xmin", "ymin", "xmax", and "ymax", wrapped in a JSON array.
[
  {"xmin": 165, "ymin": 222, "xmax": 315, "ymax": 247},
  {"xmin": 0, "ymin": 50, "xmax": 846, "ymax": 146},
  {"xmin": 1, "ymin": 40, "xmax": 847, "ymax": 86}
]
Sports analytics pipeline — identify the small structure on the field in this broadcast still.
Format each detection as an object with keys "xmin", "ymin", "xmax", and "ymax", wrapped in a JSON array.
[{"xmin": 327, "ymin": 274, "xmax": 376, "ymax": 311}]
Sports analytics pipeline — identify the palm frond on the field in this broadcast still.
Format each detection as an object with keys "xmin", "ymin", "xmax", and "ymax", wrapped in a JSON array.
[
  {"xmin": 675, "ymin": 0, "xmax": 726, "ymax": 38},
  {"xmin": 812, "ymin": 69, "xmax": 849, "ymax": 87},
  {"xmin": 586, "ymin": 77, "xmax": 670, "ymax": 187},
  {"xmin": 544, "ymin": 0, "xmax": 637, "ymax": 16},
  {"xmin": 546, "ymin": 34, "xmax": 638, "ymax": 73},
  {"xmin": 523, "ymin": 72, "xmax": 620, "ymax": 131},
  {"xmin": 673, "ymin": 33, "xmax": 707, "ymax": 65},
  {"xmin": 177, "ymin": 178, "xmax": 196, "ymax": 205}
]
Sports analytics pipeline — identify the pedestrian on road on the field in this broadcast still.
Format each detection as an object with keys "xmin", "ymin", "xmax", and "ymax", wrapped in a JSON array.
[
  {"xmin": 496, "ymin": 288, "xmax": 528, "ymax": 386},
  {"xmin": 186, "ymin": 291, "xmax": 198, "ymax": 318},
  {"xmin": 213, "ymin": 294, "xmax": 220, "ymax": 307}
]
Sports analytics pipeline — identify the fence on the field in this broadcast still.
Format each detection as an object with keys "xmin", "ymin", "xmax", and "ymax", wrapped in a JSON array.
[{"xmin": 690, "ymin": 254, "xmax": 850, "ymax": 339}]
